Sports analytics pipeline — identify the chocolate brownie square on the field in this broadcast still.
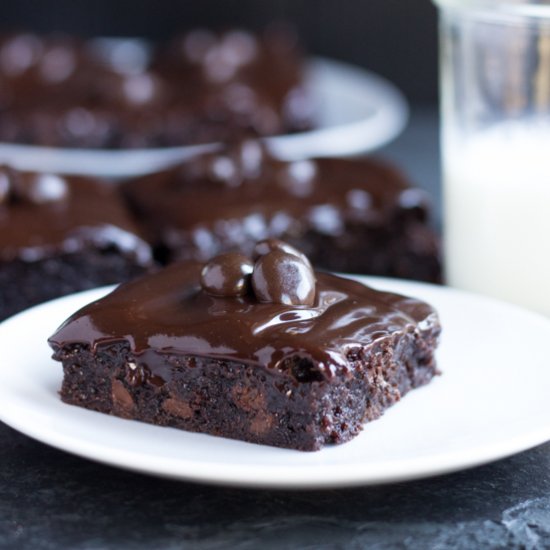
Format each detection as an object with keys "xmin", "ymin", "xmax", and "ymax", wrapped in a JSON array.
[
  {"xmin": 49, "ymin": 241, "xmax": 440, "ymax": 451},
  {"xmin": 0, "ymin": 166, "xmax": 153, "ymax": 320},
  {"xmin": 122, "ymin": 141, "xmax": 441, "ymax": 282}
]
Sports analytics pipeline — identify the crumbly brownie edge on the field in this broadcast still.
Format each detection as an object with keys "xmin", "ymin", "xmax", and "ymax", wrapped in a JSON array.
[{"xmin": 52, "ymin": 322, "xmax": 440, "ymax": 451}]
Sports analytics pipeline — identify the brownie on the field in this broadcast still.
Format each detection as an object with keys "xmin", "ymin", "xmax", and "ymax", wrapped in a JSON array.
[
  {"xmin": 0, "ymin": 29, "xmax": 311, "ymax": 148},
  {"xmin": 122, "ymin": 141, "xmax": 441, "ymax": 282},
  {"xmin": 48, "ymin": 242, "xmax": 441, "ymax": 451},
  {"xmin": 0, "ymin": 166, "xmax": 153, "ymax": 320}
]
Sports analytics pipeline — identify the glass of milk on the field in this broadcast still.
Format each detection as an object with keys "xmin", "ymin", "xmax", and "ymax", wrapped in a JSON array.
[{"xmin": 434, "ymin": 0, "xmax": 550, "ymax": 315}]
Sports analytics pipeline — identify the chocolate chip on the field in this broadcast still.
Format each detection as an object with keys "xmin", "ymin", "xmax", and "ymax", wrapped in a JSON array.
[
  {"xmin": 249, "ymin": 411, "xmax": 274, "ymax": 436},
  {"xmin": 201, "ymin": 252, "xmax": 254, "ymax": 297},
  {"xmin": 39, "ymin": 45, "xmax": 76, "ymax": 83},
  {"xmin": 221, "ymin": 31, "xmax": 258, "ymax": 66},
  {"xmin": 121, "ymin": 72, "xmax": 160, "ymax": 106},
  {"xmin": 0, "ymin": 34, "xmax": 42, "ymax": 76},
  {"xmin": 252, "ymin": 238, "xmax": 312, "ymax": 269},
  {"xmin": 162, "ymin": 397, "xmax": 193, "ymax": 419},
  {"xmin": 233, "ymin": 138, "xmax": 263, "ymax": 178},
  {"xmin": 111, "ymin": 379, "xmax": 134, "ymax": 418},
  {"xmin": 232, "ymin": 382, "xmax": 265, "ymax": 412},
  {"xmin": 252, "ymin": 250, "xmax": 316, "ymax": 306},
  {"xmin": 125, "ymin": 361, "xmax": 147, "ymax": 387},
  {"xmin": 0, "ymin": 169, "xmax": 12, "ymax": 205},
  {"xmin": 397, "ymin": 188, "xmax": 428, "ymax": 222},
  {"xmin": 207, "ymin": 155, "xmax": 238, "ymax": 185},
  {"xmin": 15, "ymin": 173, "xmax": 69, "ymax": 204},
  {"xmin": 278, "ymin": 160, "xmax": 317, "ymax": 197}
]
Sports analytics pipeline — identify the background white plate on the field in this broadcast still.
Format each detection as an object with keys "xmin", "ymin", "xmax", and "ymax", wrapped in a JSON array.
[
  {"xmin": 0, "ymin": 58, "xmax": 408, "ymax": 177},
  {"xmin": 1, "ymin": 276, "xmax": 549, "ymax": 489}
]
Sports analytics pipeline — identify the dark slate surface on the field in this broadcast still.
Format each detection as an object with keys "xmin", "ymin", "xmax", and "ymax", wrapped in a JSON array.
[{"xmin": 2, "ymin": 107, "xmax": 550, "ymax": 550}]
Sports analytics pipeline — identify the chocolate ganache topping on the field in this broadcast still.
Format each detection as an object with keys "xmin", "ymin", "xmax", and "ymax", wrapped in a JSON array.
[{"xmin": 49, "ymin": 242, "xmax": 438, "ymax": 379}]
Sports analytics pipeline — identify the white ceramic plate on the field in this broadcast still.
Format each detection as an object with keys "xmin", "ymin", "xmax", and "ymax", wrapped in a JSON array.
[
  {"xmin": 1, "ymin": 276, "xmax": 549, "ymax": 489},
  {"xmin": 0, "ymin": 58, "xmax": 408, "ymax": 177}
]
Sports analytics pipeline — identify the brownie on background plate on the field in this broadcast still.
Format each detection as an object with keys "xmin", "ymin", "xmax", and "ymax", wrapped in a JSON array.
[
  {"xmin": 49, "ymin": 240, "xmax": 441, "ymax": 451},
  {"xmin": 122, "ymin": 140, "xmax": 441, "ymax": 282},
  {"xmin": 0, "ymin": 28, "xmax": 311, "ymax": 149},
  {"xmin": 0, "ymin": 166, "xmax": 153, "ymax": 321}
]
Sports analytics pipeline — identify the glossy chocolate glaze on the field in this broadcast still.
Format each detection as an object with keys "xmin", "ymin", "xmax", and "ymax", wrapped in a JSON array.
[
  {"xmin": 49, "ymin": 261, "xmax": 438, "ymax": 379},
  {"xmin": 0, "ymin": 168, "xmax": 152, "ymax": 263},
  {"xmin": 123, "ymin": 145, "xmax": 432, "ymax": 261}
]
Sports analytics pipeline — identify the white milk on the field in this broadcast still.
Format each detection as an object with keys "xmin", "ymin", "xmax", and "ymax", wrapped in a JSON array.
[{"xmin": 444, "ymin": 122, "xmax": 550, "ymax": 316}]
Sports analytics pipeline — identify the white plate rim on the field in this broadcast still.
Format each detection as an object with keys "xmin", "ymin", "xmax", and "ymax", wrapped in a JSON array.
[{"xmin": 1, "ymin": 276, "xmax": 550, "ymax": 489}]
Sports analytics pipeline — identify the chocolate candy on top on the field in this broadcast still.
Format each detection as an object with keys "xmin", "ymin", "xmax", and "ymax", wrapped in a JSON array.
[
  {"xmin": 252, "ymin": 238, "xmax": 312, "ymax": 269},
  {"xmin": 200, "ymin": 240, "xmax": 316, "ymax": 306},
  {"xmin": 252, "ymin": 249, "xmax": 316, "ymax": 307},
  {"xmin": 200, "ymin": 252, "xmax": 254, "ymax": 297}
]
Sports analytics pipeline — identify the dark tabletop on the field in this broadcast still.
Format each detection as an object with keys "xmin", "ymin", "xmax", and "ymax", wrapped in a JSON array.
[{"xmin": 2, "ymin": 107, "xmax": 550, "ymax": 550}]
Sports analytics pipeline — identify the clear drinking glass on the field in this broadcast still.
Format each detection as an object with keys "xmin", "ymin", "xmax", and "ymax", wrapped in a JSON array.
[{"xmin": 434, "ymin": 0, "xmax": 550, "ymax": 315}]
